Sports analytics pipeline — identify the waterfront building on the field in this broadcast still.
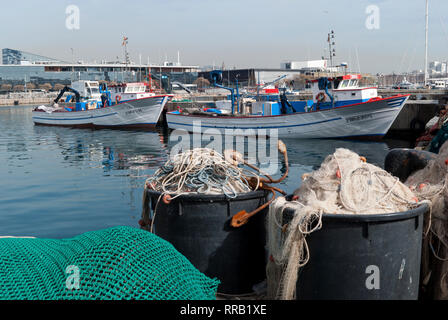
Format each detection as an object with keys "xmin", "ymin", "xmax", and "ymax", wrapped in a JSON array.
[
  {"xmin": 0, "ymin": 48, "xmax": 200, "ymax": 88},
  {"xmin": 2, "ymin": 48, "xmax": 63, "ymax": 65},
  {"xmin": 280, "ymin": 60, "xmax": 328, "ymax": 71}
]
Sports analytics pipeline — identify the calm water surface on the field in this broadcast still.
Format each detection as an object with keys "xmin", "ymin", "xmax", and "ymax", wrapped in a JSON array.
[{"xmin": 0, "ymin": 105, "xmax": 413, "ymax": 238}]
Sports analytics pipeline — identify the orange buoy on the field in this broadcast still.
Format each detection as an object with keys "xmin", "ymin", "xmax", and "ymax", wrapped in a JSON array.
[{"xmin": 336, "ymin": 169, "xmax": 341, "ymax": 179}]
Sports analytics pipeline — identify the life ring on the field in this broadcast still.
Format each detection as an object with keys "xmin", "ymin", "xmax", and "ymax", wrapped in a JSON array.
[
  {"xmin": 115, "ymin": 95, "xmax": 121, "ymax": 104},
  {"xmin": 316, "ymin": 92, "xmax": 326, "ymax": 103}
]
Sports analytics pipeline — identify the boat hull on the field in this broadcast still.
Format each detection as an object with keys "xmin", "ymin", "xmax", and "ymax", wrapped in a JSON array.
[
  {"xmin": 32, "ymin": 96, "xmax": 169, "ymax": 129},
  {"xmin": 166, "ymin": 95, "xmax": 409, "ymax": 139}
]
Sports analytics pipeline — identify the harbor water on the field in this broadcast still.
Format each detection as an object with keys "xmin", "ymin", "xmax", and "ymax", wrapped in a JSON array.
[{"xmin": 0, "ymin": 105, "xmax": 414, "ymax": 238}]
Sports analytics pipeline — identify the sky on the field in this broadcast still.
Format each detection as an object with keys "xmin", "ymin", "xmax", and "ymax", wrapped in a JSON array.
[{"xmin": 0, "ymin": 0, "xmax": 447, "ymax": 74}]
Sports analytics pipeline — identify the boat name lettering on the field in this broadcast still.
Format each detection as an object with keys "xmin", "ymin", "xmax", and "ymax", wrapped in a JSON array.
[
  {"xmin": 345, "ymin": 114, "xmax": 373, "ymax": 123},
  {"xmin": 124, "ymin": 108, "xmax": 144, "ymax": 115}
]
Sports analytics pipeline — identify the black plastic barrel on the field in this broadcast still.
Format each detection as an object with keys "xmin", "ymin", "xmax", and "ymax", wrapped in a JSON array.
[
  {"xmin": 145, "ymin": 190, "xmax": 268, "ymax": 295},
  {"xmin": 384, "ymin": 148, "xmax": 436, "ymax": 182},
  {"xmin": 284, "ymin": 204, "xmax": 428, "ymax": 300}
]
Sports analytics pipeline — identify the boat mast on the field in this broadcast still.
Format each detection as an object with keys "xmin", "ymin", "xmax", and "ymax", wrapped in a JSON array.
[
  {"xmin": 327, "ymin": 30, "xmax": 335, "ymax": 72},
  {"xmin": 70, "ymin": 48, "xmax": 74, "ymax": 81},
  {"xmin": 424, "ymin": 0, "xmax": 429, "ymax": 87},
  {"xmin": 122, "ymin": 35, "xmax": 129, "ymax": 83}
]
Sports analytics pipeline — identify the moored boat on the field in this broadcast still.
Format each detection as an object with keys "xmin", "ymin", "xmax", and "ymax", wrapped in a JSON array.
[
  {"xmin": 166, "ymin": 73, "xmax": 409, "ymax": 139},
  {"xmin": 32, "ymin": 80, "xmax": 170, "ymax": 129}
]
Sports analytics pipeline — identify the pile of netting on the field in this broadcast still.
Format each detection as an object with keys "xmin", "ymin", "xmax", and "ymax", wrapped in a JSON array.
[
  {"xmin": 145, "ymin": 148, "xmax": 258, "ymax": 197},
  {"xmin": 405, "ymin": 141, "xmax": 448, "ymax": 299},
  {"xmin": 266, "ymin": 148, "xmax": 420, "ymax": 300},
  {"xmin": 0, "ymin": 226, "xmax": 219, "ymax": 300}
]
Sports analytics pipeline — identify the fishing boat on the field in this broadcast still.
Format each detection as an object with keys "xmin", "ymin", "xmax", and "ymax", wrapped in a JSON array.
[
  {"xmin": 32, "ymin": 80, "xmax": 170, "ymax": 129},
  {"xmin": 166, "ymin": 73, "xmax": 409, "ymax": 139}
]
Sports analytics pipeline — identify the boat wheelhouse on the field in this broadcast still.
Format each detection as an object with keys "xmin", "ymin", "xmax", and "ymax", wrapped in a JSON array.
[
  {"xmin": 308, "ymin": 74, "xmax": 378, "ymax": 110},
  {"xmin": 70, "ymin": 80, "xmax": 102, "ymax": 101},
  {"xmin": 108, "ymin": 82, "xmax": 155, "ymax": 104}
]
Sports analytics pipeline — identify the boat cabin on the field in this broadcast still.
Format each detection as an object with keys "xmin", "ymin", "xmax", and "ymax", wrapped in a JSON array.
[
  {"xmin": 70, "ymin": 80, "xmax": 102, "ymax": 101},
  {"xmin": 309, "ymin": 74, "xmax": 378, "ymax": 108},
  {"xmin": 108, "ymin": 82, "xmax": 154, "ymax": 103}
]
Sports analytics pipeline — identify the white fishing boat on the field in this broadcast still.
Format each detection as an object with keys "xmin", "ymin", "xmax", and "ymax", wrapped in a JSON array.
[
  {"xmin": 166, "ymin": 74, "xmax": 409, "ymax": 139},
  {"xmin": 32, "ymin": 80, "xmax": 170, "ymax": 129}
]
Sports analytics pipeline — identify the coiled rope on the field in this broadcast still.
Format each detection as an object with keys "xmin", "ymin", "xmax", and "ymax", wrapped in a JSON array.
[{"xmin": 145, "ymin": 148, "xmax": 259, "ymax": 197}]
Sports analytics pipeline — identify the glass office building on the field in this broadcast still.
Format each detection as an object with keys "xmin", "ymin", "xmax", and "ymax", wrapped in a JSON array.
[
  {"xmin": 0, "ymin": 49, "xmax": 199, "ymax": 86},
  {"xmin": 2, "ymin": 48, "xmax": 62, "ymax": 65}
]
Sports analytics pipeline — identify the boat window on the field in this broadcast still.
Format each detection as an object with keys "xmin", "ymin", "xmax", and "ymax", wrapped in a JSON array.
[
  {"xmin": 334, "ymin": 79, "xmax": 341, "ymax": 89},
  {"xmin": 349, "ymin": 79, "xmax": 358, "ymax": 87},
  {"xmin": 91, "ymin": 88, "xmax": 99, "ymax": 94},
  {"xmin": 341, "ymin": 80, "xmax": 349, "ymax": 88}
]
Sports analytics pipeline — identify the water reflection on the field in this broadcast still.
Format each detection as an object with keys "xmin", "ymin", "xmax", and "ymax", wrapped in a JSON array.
[{"xmin": 31, "ymin": 125, "xmax": 170, "ymax": 173}]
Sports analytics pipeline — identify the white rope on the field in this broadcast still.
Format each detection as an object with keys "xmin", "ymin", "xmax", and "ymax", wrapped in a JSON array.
[
  {"xmin": 145, "ymin": 148, "xmax": 260, "ymax": 196},
  {"xmin": 267, "ymin": 148, "xmax": 420, "ymax": 300}
]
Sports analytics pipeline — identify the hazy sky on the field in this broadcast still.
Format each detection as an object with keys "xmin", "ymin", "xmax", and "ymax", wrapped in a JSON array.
[{"xmin": 1, "ymin": 0, "xmax": 447, "ymax": 74}]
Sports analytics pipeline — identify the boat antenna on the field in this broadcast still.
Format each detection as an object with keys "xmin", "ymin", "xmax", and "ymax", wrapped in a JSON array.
[
  {"xmin": 70, "ymin": 48, "xmax": 74, "ymax": 81},
  {"xmin": 355, "ymin": 46, "xmax": 361, "ymax": 75},
  {"xmin": 122, "ymin": 35, "xmax": 129, "ymax": 82},
  {"xmin": 327, "ymin": 30, "xmax": 336, "ymax": 72}
]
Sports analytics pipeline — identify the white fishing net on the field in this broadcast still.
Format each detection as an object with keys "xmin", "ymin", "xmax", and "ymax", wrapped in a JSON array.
[
  {"xmin": 405, "ymin": 141, "xmax": 448, "ymax": 299},
  {"xmin": 266, "ymin": 148, "xmax": 420, "ymax": 300}
]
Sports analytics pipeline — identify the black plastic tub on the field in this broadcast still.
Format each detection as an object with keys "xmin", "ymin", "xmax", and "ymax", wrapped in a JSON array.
[
  {"xmin": 145, "ymin": 189, "xmax": 269, "ymax": 295},
  {"xmin": 384, "ymin": 148, "xmax": 436, "ymax": 182},
  {"xmin": 283, "ymin": 203, "xmax": 428, "ymax": 300}
]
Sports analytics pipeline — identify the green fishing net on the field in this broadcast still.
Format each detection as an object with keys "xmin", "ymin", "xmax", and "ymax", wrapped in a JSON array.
[{"xmin": 0, "ymin": 226, "xmax": 219, "ymax": 300}]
